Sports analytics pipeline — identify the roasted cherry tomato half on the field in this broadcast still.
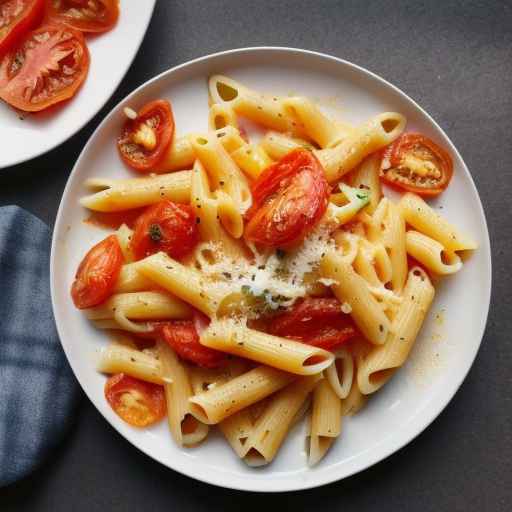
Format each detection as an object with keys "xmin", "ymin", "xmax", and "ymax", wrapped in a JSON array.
[
  {"xmin": 117, "ymin": 99, "xmax": 175, "ymax": 172},
  {"xmin": 0, "ymin": 23, "xmax": 89, "ymax": 112},
  {"xmin": 130, "ymin": 199, "xmax": 199, "ymax": 261},
  {"xmin": 268, "ymin": 297, "xmax": 358, "ymax": 351},
  {"xmin": 379, "ymin": 133, "xmax": 453, "ymax": 197},
  {"xmin": 153, "ymin": 317, "xmax": 227, "ymax": 369},
  {"xmin": 0, "ymin": 0, "xmax": 45, "ymax": 56},
  {"xmin": 71, "ymin": 234, "xmax": 123, "ymax": 309},
  {"xmin": 45, "ymin": 0, "xmax": 119, "ymax": 33},
  {"xmin": 245, "ymin": 149, "xmax": 329, "ymax": 248},
  {"xmin": 105, "ymin": 373, "xmax": 166, "ymax": 427}
]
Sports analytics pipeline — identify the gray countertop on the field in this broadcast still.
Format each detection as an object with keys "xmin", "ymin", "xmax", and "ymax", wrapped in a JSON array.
[{"xmin": 1, "ymin": 1, "xmax": 511, "ymax": 510}]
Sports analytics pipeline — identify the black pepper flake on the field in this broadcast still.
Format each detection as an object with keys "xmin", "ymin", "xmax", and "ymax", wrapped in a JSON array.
[
  {"xmin": 130, "ymin": 357, "xmax": 136, "ymax": 362},
  {"xmin": 219, "ymin": 180, "xmax": 225, "ymax": 186},
  {"xmin": 166, "ymin": 266, "xmax": 173, "ymax": 270},
  {"xmin": 379, "ymin": 324, "xmax": 384, "ymax": 332},
  {"xmin": 196, "ymin": 217, "xmax": 201, "ymax": 224}
]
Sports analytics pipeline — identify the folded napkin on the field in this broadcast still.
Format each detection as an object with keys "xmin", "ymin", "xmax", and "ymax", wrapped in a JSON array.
[{"xmin": 0, "ymin": 206, "xmax": 80, "ymax": 487}]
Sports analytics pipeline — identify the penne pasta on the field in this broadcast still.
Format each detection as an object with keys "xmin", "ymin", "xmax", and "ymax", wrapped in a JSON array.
[
  {"xmin": 282, "ymin": 96, "xmax": 349, "ymax": 148},
  {"xmin": 84, "ymin": 291, "xmax": 192, "ymax": 333},
  {"xmin": 398, "ymin": 192, "xmax": 478, "ymax": 252},
  {"xmin": 114, "ymin": 262, "xmax": 156, "ymax": 293},
  {"xmin": 135, "ymin": 252, "xmax": 229, "ymax": 316},
  {"xmin": 320, "ymin": 251, "xmax": 391, "ymax": 344},
  {"xmin": 307, "ymin": 379, "xmax": 342, "ymax": 466},
  {"xmin": 357, "ymin": 267, "xmax": 435, "ymax": 394},
  {"xmin": 381, "ymin": 200, "xmax": 408, "ymax": 292},
  {"xmin": 346, "ymin": 153, "xmax": 382, "ymax": 214},
  {"xmin": 189, "ymin": 131, "xmax": 251, "ymax": 236},
  {"xmin": 158, "ymin": 341, "xmax": 209, "ymax": 446},
  {"xmin": 315, "ymin": 112, "xmax": 406, "ymax": 183},
  {"xmin": 189, "ymin": 365, "xmax": 295, "ymax": 424},
  {"xmin": 200, "ymin": 320, "xmax": 334, "ymax": 376},
  {"xmin": 325, "ymin": 347, "xmax": 354, "ymax": 400},
  {"xmin": 208, "ymin": 103, "xmax": 239, "ymax": 131},
  {"xmin": 242, "ymin": 374, "xmax": 321, "ymax": 466},
  {"xmin": 406, "ymin": 230, "xmax": 462, "ymax": 275},
  {"xmin": 154, "ymin": 135, "xmax": 196, "ymax": 173},
  {"xmin": 209, "ymin": 75, "xmax": 304, "ymax": 135},
  {"xmin": 97, "ymin": 344, "xmax": 166, "ymax": 385},
  {"xmin": 260, "ymin": 130, "xmax": 314, "ymax": 160},
  {"xmin": 230, "ymin": 143, "xmax": 273, "ymax": 180},
  {"xmin": 115, "ymin": 223, "xmax": 135, "ymax": 263},
  {"xmin": 80, "ymin": 171, "xmax": 191, "ymax": 212}
]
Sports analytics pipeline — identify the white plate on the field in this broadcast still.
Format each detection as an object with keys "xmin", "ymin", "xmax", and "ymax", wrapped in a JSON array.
[
  {"xmin": 0, "ymin": 0, "xmax": 156, "ymax": 169},
  {"xmin": 50, "ymin": 48, "xmax": 492, "ymax": 492}
]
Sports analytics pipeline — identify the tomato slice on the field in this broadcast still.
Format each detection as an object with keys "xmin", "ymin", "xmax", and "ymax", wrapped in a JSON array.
[
  {"xmin": 117, "ymin": 99, "xmax": 175, "ymax": 172},
  {"xmin": 130, "ymin": 199, "xmax": 199, "ymax": 261},
  {"xmin": 268, "ymin": 297, "xmax": 358, "ymax": 351},
  {"xmin": 245, "ymin": 149, "xmax": 329, "ymax": 248},
  {"xmin": 105, "ymin": 373, "xmax": 166, "ymax": 428},
  {"xmin": 45, "ymin": 0, "xmax": 119, "ymax": 33},
  {"xmin": 0, "ymin": 23, "xmax": 89, "ymax": 112},
  {"xmin": 152, "ymin": 317, "xmax": 227, "ymax": 369},
  {"xmin": 71, "ymin": 234, "xmax": 123, "ymax": 309},
  {"xmin": 380, "ymin": 133, "xmax": 453, "ymax": 197},
  {"xmin": 0, "ymin": 0, "xmax": 45, "ymax": 56}
]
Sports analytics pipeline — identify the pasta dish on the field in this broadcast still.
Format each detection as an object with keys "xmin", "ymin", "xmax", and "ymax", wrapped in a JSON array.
[{"xmin": 70, "ymin": 75, "xmax": 477, "ymax": 467}]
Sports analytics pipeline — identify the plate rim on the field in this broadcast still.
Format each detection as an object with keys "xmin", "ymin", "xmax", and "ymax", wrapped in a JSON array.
[
  {"xmin": 50, "ymin": 46, "xmax": 492, "ymax": 492},
  {"xmin": 0, "ymin": 0, "xmax": 157, "ymax": 170}
]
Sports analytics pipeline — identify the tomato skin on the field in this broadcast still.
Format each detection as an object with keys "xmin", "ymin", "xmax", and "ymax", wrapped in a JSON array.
[
  {"xmin": 130, "ymin": 200, "xmax": 198, "ymax": 261},
  {"xmin": 155, "ymin": 318, "xmax": 227, "ymax": 369},
  {"xmin": 245, "ymin": 149, "xmax": 329, "ymax": 248},
  {"xmin": 0, "ymin": 0, "xmax": 45, "ymax": 57},
  {"xmin": 0, "ymin": 23, "xmax": 90, "ymax": 112},
  {"xmin": 45, "ymin": 0, "xmax": 119, "ymax": 33},
  {"xmin": 268, "ymin": 298, "xmax": 358, "ymax": 351},
  {"xmin": 105, "ymin": 373, "xmax": 166, "ymax": 428},
  {"xmin": 380, "ymin": 133, "xmax": 453, "ymax": 197},
  {"xmin": 117, "ymin": 99, "xmax": 175, "ymax": 172},
  {"xmin": 71, "ymin": 234, "xmax": 123, "ymax": 309}
]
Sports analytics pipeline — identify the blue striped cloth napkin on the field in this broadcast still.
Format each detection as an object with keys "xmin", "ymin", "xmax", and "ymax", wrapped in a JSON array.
[{"xmin": 0, "ymin": 206, "xmax": 80, "ymax": 487}]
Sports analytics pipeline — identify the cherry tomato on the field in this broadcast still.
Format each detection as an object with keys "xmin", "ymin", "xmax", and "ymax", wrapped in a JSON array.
[
  {"xmin": 0, "ymin": 0, "xmax": 45, "ymax": 56},
  {"xmin": 71, "ymin": 234, "xmax": 123, "ymax": 309},
  {"xmin": 268, "ymin": 298, "xmax": 358, "ymax": 351},
  {"xmin": 0, "ymin": 23, "xmax": 89, "ymax": 112},
  {"xmin": 245, "ymin": 149, "xmax": 329, "ymax": 248},
  {"xmin": 156, "ymin": 318, "xmax": 227, "ymax": 369},
  {"xmin": 85, "ymin": 207, "xmax": 145, "ymax": 230},
  {"xmin": 130, "ymin": 200, "xmax": 198, "ymax": 261},
  {"xmin": 105, "ymin": 373, "xmax": 166, "ymax": 428},
  {"xmin": 380, "ymin": 133, "xmax": 453, "ymax": 197},
  {"xmin": 45, "ymin": 0, "xmax": 119, "ymax": 33},
  {"xmin": 117, "ymin": 99, "xmax": 175, "ymax": 172}
]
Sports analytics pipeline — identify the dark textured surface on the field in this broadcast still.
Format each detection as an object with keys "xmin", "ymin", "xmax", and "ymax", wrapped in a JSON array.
[{"xmin": 1, "ymin": 0, "xmax": 511, "ymax": 509}]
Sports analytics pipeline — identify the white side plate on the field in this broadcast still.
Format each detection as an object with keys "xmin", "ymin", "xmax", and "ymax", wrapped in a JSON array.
[
  {"xmin": 0, "ymin": 0, "xmax": 156, "ymax": 169},
  {"xmin": 51, "ymin": 48, "xmax": 491, "ymax": 492}
]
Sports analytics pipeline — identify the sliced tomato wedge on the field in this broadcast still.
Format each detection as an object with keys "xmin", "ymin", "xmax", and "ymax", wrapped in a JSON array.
[
  {"xmin": 380, "ymin": 133, "xmax": 453, "ymax": 197},
  {"xmin": 130, "ymin": 199, "xmax": 198, "ymax": 261},
  {"xmin": 117, "ymin": 99, "xmax": 175, "ymax": 172},
  {"xmin": 268, "ymin": 297, "xmax": 358, "ymax": 351},
  {"xmin": 45, "ymin": 0, "xmax": 119, "ymax": 33},
  {"xmin": 71, "ymin": 234, "xmax": 123, "ymax": 309},
  {"xmin": 150, "ymin": 316, "xmax": 227, "ymax": 369},
  {"xmin": 105, "ymin": 373, "xmax": 166, "ymax": 428},
  {"xmin": 0, "ymin": 23, "xmax": 89, "ymax": 112},
  {"xmin": 245, "ymin": 149, "xmax": 329, "ymax": 248},
  {"xmin": 0, "ymin": 0, "xmax": 45, "ymax": 56}
]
